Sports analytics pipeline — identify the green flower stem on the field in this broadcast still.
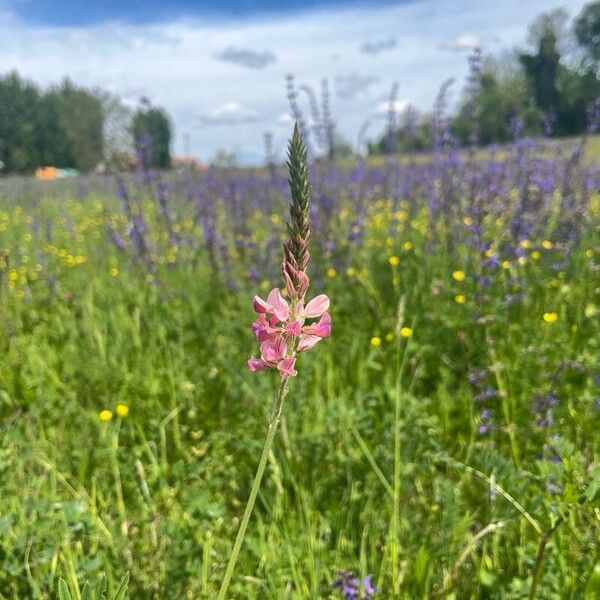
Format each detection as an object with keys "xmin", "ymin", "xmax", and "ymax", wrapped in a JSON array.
[{"xmin": 217, "ymin": 378, "xmax": 289, "ymax": 600}]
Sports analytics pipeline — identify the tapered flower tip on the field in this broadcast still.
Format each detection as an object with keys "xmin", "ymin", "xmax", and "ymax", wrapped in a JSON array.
[
  {"xmin": 303, "ymin": 294, "xmax": 330, "ymax": 318},
  {"xmin": 282, "ymin": 263, "xmax": 310, "ymax": 299},
  {"xmin": 277, "ymin": 356, "xmax": 297, "ymax": 378}
]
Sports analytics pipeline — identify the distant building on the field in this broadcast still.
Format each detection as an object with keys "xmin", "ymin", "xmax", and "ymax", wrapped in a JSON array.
[
  {"xmin": 171, "ymin": 155, "xmax": 208, "ymax": 171},
  {"xmin": 35, "ymin": 166, "xmax": 79, "ymax": 180}
]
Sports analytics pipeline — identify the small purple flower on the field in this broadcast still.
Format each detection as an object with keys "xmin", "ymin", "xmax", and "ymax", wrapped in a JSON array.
[
  {"xmin": 333, "ymin": 571, "xmax": 359, "ymax": 600},
  {"xmin": 478, "ymin": 408, "xmax": 495, "ymax": 435},
  {"xmin": 593, "ymin": 374, "xmax": 600, "ymax": 387},
  {"xmin": 363, "ymin": 575, "xmax": 378, "ymax": 598},
  {"xmin": 482, "ymin": 252, "xmax": 500, "ymax": 269},
  {"xmin": 531, "ymin": 391, "xmax": 559, "ymax": 428},
  {"xmin": 475, "ymin": 388, "xmax": 498, "ymax": 403},
  {"xmin": 468, "ymin": 368, "xmax": 488, "ymax": 386},
  {"xmin": 546, "ymin": 481, "xmax": 561, "ymax": 495},
  {"xmin": 333, "ymin": 571, "xmax": 378, "ymax": 599}
]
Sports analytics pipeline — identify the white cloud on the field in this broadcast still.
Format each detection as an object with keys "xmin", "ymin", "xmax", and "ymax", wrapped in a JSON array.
[
  {"xmin": 439, "ymin": 33, "xmax": 481, "ymax": 52},
  {"xmin": 335, "ymin": 73, "xmax": 379, "ymax": 100},
  {"xmin": 375, "ymin": 99, "xmax": 410, "ymax": 115},
  {"xmin": 359, "ymin": 38, "xmax": 397, "ymax": 55},
  {"xmin": 0, "ymin": 0, "xmax": 589, "ymax": 163},
  {"xmin": 196, "ymin": 101, "xmax": 259, "ymax": 125},
  {"xmin": 276, "ymin": 112, "xmax": 294, "ymax": 126},
  {"xmin": 214, "ymin": 47, "xmax": 276, "ymax": 69}
]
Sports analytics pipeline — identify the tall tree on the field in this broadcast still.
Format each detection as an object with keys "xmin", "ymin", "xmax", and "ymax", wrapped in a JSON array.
[
  {"xmin": 132, "ymin": 99, "xmax": 171, "ymax": 169},
  {"xmin": 519, "ymin": 16, "xmax": 563, "ymax": 112},
  {"xmin": 0, "ymin": 72, "xmax": 44, "ymax": 172},
  {"xmin": 46, "ymin": 80, "xmax": 104, "ymax": 171},
  {"xmin": 575, "ymin": 2, "xmax": 600, "ymax": 64}
]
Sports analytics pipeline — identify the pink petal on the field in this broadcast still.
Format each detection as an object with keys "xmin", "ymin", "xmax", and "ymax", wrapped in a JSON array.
[
  {"xmin": 260, "ymin": 335, "xmax": 287, "ymax": 363},
  {"xmin": 303, "ymin": 294, "xmax": 330, "ymax": 318},
  {"xmin": 267, "ymin": 288, "xmax": 290, "ymax": 321},
  {"xmin": 277, "ymin": 357, "xmax": 297, "ymax": 378},
  {"xmin": 247, "ymin": 358, "xmax": 271, "ymax": 372},
  {"xmin": 302, "ymin": 313, "xmax": 331, "ymax": 338},
  {"xmin": 252, "ymin": 316, "xmax": 282, "ymax": 342},
  {"xmin": 253, "ymin": 295, "xmax": 272, "ymax": 314},
  {"xmin": 285, "ymin": 320, "xmax": 303, "ymax": 336},
  {"xmin": 297, "ymin": 334, "xmax": 322, "ymax": 352}
]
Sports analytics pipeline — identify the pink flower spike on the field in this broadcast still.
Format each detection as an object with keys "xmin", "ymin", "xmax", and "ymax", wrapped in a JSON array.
[
  {"xmin": 253, "ymin": 295, "xmax": 271, "ymax": 314},
  {"xmin": 248, "ymin": 358, "xmax": 271, "ymax": 372},
  {"xmin": 260, "ymin": 335, "xmax": 287, "ymax": 363},
  {"xmin": 285, "ymin": 320, "xmax": 303, "ymax": 336},
  {"xmin": 297, "ymin": 334, "xmax": 322, "ymax": 352},
  {"xmin": 302, "ymin": 313, "xmax": 331, "ymax": 338},
  {"xmin": 303, "ymin": 294, "xmax": 330, "ymax": 318},
  {"xmin": 277, "ymin": 356, "xmax": 297, "ymax": 378},
  {"xmin": 266, "ymin": 288, "xmax": 290, "ymax": 321}
]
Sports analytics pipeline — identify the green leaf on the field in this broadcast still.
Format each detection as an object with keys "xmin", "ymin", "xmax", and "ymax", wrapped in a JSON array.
[
  {"xmin": 585, "ymin": 563, "xmax": 600, "ymax": 599},
  {"xmin": 58, "ymin": 579, "xmax": 73, "ymax": 600},
  {"xmin": 81, "ymin": 581, "xmax": 94, "ymax": 600},
  {"xmin": 111, "ymin": 573, "xmax": 129, "ymax": 600}
]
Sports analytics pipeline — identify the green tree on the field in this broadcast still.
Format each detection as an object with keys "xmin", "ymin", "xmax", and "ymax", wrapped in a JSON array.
[
  {"xmin": 575, "ymin": 2, "xmax": 600, "ymax": 63},
  {"xmin": 46, "ymin": 80, "xmax": 105, "ymax": 171},
  {"xmin": 519, "ymin": 26, "xmax": 562, "ymax": 113},
  {"xmin": 0, "ymin": 72, "xmax": 44, "ymax": 172},
  {"xmin": 453, "ymin": 61, "xmax": 532, "ymax": 144},
  {"xmin": 132, "ymin": 100, "xmax": 171, "ymax": 169}
]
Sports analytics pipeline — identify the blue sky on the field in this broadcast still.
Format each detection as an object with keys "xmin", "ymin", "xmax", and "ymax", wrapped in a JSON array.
[
  {"xmin": 0, "ymin": 0, "xmax": 588, "ymax": 164},
  {"xmin": 11, "ymin": 0, "xmax": 401, "ymax": 26}
]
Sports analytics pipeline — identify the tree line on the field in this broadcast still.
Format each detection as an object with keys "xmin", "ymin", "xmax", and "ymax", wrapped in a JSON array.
[
  {"xmin": 0, "ymin": 75, "xmax": 172, "ymax": 174},
  {"xmin": 369, "ymin": 2, "xmax": 600, "ymax": 154}
]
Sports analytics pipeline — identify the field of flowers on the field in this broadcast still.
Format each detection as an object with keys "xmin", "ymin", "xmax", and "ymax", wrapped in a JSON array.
[{"xmin": 0, "ymin": 131, "xmax": 600, "ymax": 599}]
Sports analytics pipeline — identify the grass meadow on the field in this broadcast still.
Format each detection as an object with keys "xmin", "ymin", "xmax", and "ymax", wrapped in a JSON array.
[{"xmin": 0, "ymin": 136, "xmax": 600, "ymax": 599}]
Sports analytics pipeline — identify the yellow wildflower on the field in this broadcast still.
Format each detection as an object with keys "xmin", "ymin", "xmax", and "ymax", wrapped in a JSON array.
[
  {"xmin": 99, "ymin": 410, "xmax": 113, "ymax": 421},
  {"xmin": 455, "ymin": 294, "xmax": 466, "ymax": 304},
  {"xmin": 370, "ymin": 336, "xmax": 382, "ymax": 347},
  {"xmin": 452, "ymin": 270, "xmax": 466, "ymax": 282},
  {"xmin": 543, "ymin": 312, "xmax": 558, "ymax": 324},
  {"xmin": 116, "ymin": 404, "xmax": 129, "ymax": 418},
  {"xmin": 400, "ymin": 327, "xmax": 412, "ymax": 338},
  {"xmin": 388, "ymin": 256, "xmax": 400, "ymax": 266}
]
